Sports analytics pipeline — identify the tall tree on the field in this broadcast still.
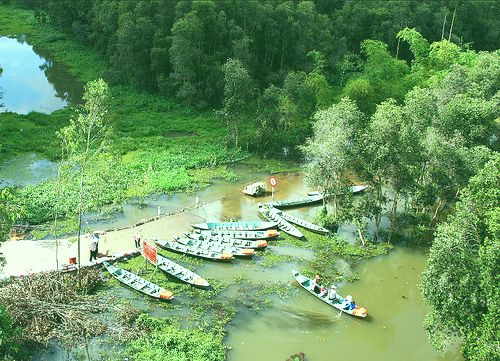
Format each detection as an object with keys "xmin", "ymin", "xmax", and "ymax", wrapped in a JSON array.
[
  {"xmin": 301, "ymin": 97, "xmax": 363, "ymax": 223},
  {"xmin": 57, "ymin": 79, "xmax": 111, "ymax": 280},
  {"xmin": 219, "ymin": 58, "xmax": 254, "ymax": 148},
  {"xmin": 421, "ymin": 155, "xmax": 499, "ymax": 360}
]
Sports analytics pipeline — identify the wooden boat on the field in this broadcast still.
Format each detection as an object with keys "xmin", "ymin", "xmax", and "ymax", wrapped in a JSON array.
[
  {"xmin": 258, "ymin": 204, "xmax": 303, "ymax": 238},
  {"xmin": 103, "ymin": 261, "xmax": 174, "ymax": 300},
  {"xmin": 350, "ymin": 185, "xmax": 368, "ymax": 194},
  {"xmin": 174, "ymin": 237, "xmax": 255, "ymax": 258},
  {"xmin": 186, "ymin": 232, "xmax": 268, "ymax": 249},
  {"xmin": 191, "ymin": 221, "xmax": 278, "ymax": 231},
  {"xmin": 265, "ymin": 192, "xmax": 324, "ymax": 209},
  {"xmin": 193, "ymin": 229, "xmax": 279, "ymax": 240},
  {"xmin": 153, "ymin": 253, "xmax": 210, "ymax": 288},
  {"xmin": 155, "ymin": 239, "xmax": 233, "ymax": 261},
  {"xmin": 292, "ymin": 270, "xmax": 367, "ymax": 318},
  {"xmin": 268, "ymin": 207, "xmax": 329, "ymax": 235},
  {"xmin": 242, "ymin": 181, "xmax": 267, "ymax": 196}
]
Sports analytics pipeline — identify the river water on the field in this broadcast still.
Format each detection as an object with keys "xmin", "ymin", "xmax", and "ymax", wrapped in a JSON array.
[{"xmin": 0, "ymin": 36, "xmax": 82, "ymax": 114}]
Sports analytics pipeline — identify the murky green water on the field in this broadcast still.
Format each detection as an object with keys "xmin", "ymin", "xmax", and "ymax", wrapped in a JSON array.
[
  {"xmin": 0, "ymin": 153, "xmax": 56, "ymax": 188},
  {"xmin": 225, "ymin": 247, "xmax": 462, "ymax": 361},
  {"xmin": 0, "ymin": 36, "xmax": 83, "ymax": 114}
]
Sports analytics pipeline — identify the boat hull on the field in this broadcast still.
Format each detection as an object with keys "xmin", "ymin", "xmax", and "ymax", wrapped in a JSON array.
[{"xmin": 292, "ymin": 270, "xmax": 367, "ymax": 318}]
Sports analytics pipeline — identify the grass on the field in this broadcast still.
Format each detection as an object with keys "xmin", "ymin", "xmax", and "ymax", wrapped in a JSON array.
[{"xmin": 0, "ymin": 5, "xmax": 250, "ymax": 226}]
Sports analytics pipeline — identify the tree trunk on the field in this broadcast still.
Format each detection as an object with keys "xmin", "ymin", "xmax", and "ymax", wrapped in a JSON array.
[
  {"xmin": 388, "ymin": 192, "xmax": 398, "ymax": 243},
  {"xmin": 374, "ymin": 182, "xmax": 383, "ymax": 242},
  {"xmin": 83, "ymin": 331, "xmax": 91, "ymax": 361},
  {"xmin": 430, "ymin": 198, "xmax": 443, "ymax": 228},
  {"xmin": 448, "ymin": 8, "xmax": 457, "ymax": 41},
  {"xmin": 54, "ymin": 167, "xmax": 61, "ymax": 271},
  {"xmin": 441, "ymin": 12, "xmax": 447, "ymax": 40},
  {"xmin": 358, "ymin": 227, "xmax": 365, "ymax": 246},
  {"xmin": 76, "ymin": 165, "xmax": 85, "ymax": 288}
]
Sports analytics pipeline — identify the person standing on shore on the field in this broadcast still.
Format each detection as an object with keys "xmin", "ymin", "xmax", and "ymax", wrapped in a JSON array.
[
  {"xmin": 89, "ymin": 235, "xmax": 98, "ymax": 261},
  {"xmin": 133, "ymin": 231, "xmax": 142, "ymax": 249}
]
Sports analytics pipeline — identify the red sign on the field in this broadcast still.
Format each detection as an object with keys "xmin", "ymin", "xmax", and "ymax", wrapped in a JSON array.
[
  {"xmin": 142, "ymin": 240, "xmax": 157, "ymax": 266},
  {"xmin": 269, "ymin": 176, "xmax": 278, "ymax": 187}
]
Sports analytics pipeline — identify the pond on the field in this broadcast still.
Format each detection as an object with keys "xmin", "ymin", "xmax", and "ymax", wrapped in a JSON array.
[{"xmin": 0, "ymin": 36, "xmax": 83, "ymax": 114}]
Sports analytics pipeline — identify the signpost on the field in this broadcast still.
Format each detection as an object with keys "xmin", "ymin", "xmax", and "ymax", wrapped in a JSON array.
[
  {"xmin": 269, "ymin": 176, "xmax": 278, "ymax": 203},
  {"xmin": 142, "ymin": 239, "xmax": 158, "ymax": 270}
]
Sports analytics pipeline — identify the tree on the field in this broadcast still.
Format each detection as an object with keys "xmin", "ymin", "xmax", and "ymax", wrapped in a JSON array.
[
  {"xmin": 219, "ymin": 58, "xmax": 253, "ymax": 147},
  {"xmin": 421, "ymin": 155, "xmax": 499, "ymax": 360},
  {"xmin": 57, "ymin": 79, "xmax": 111, "ymax": 281},
  {"xmin": 362, "ymin": 99, "xmax": 414, "ymax": 241},
  {"xmin": 301, "ymin": 98, "xmax": 363, "ymax": 226},
  {"xmin": 169, "ymin": 11, "xmax": 203, "ymax": 104},
  {"xmin": 0, "ymin": 304, "xmax": 22, "ymax": 359}
]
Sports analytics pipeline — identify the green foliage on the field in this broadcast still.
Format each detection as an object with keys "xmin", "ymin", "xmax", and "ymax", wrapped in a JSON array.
[
  {"xmin": 0, "ymin": 304, "xmax": 22, "ymax": 359},
  {"xmin": 0, "ymin": 189, "xmax": 25, "ymax": 242},
  {"xmin": 301, "ymin": 98, "xmax": 362, "ymax": 219},
  {"xmin": 126, "ymin": 316, "xmax": 225, "ymax": 361},
  {"xmin": 421, "ymin": 155, "xmax": 500, "ymax": 360},
  {"xmin": 220, "ymin": 58, "xmax": 254, "ymax": 147}
]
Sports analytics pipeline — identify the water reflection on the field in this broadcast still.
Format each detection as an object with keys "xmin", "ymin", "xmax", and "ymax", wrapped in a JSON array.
[{"xmin": 0, "ymin": 36, "xmax": 83, "ymax": 114}]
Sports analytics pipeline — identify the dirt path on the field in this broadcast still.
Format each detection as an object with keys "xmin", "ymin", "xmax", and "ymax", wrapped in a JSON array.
[{"xmin": 0, "ymin": 208, "xmax": 206, "ymax": 276}]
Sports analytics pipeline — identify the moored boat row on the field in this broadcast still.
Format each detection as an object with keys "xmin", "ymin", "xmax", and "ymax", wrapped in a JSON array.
[
  {"xmin": 186, "ymin": 232, "xmax": 268, "ymax": 249},
  {"xmin": 174, "ymin": 237, "xmax": 256, "ymax": 257},
  {"xmin": 192, "ymin": 228, "xmax": 279, "ymax": 240},
  {"xmin": 269, "ymin": 207, "xmax": 329, "ymax": 235},
  {"xmin": 155, "ymin": 239, "xmax": 234, "ymax": 261},
  {"xmin": 258, "ymin": 204, "xmax": 304, "ymax": 238}
]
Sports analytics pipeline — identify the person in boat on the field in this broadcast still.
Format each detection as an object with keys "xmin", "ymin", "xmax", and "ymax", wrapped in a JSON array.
[
  {"xmin": 133, "ymin": 231, "xmax": 142, "ymax": 248},
  {"xmin": 343, "ymin": 295, "xmax": 356, "ymax": 310},
  {"xmin": 328, "ymin": 284, "xmax": 338, "ymax": 302},
  {"xmin": 311, "ymin": 275, "xmax": 322, "ymax": 294}
]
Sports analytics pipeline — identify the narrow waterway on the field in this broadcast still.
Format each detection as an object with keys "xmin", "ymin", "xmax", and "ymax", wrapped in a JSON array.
[{"xmin": 0, "ymin": 36, "xmax": 83, "ymax": 114}]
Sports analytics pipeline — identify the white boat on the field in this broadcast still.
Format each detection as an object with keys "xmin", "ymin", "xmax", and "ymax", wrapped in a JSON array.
[
  {"xmin": 103, "ymin": 261, "xmax": 174, "ymax": 300},
  {"xmin": 242, "ymin": 181, "xmax": 267, "ymax": 196},
  {"xmin": 258, "ymin": 204, "xmax": 303, "ymax": 238},
  {"xmin": 350, "ymin": 185, "xmax": 368, "ymax": 194},
  {"xmin": 153, "ymin": 254, "xmax": 210, "ymax": 288},
  {"xmin": 269, "ymin": 207, "xmax": 329, "ymax": 234}
]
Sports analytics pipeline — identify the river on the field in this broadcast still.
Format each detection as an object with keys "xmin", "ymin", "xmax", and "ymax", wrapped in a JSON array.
[
  {"xmin": 0, "ymin": 36, "xmax": 82, "ymax": 114},
  {"xmin": 13, "ymin": 169, "xmax": 461, "ymax": 361}
]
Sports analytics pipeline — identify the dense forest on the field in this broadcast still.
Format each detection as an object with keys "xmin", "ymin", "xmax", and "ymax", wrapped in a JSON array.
[{"xmin": 0, "ymin": 1, "xmax": 498, "ymax": 360}]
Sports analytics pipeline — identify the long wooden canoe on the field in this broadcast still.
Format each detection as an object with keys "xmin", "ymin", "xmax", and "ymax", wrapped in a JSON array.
[
  {"xmin": 191, "ymin": 221, "xmax": 278, "ymax": 231},
  {"xmin": 350, "ymin": 185, "xmax": 368, "ymax": 194},
  {"xmin": 258, "ymin": 204, "xmax": 303, "ymax": 238},
  {"xmin": 186, "ymin": 232, "xmax": 268, "ymax": 249},
  {"xmin": 152, "ymin": 253, "xmax": 210, "ymax": 288},
  {"xmin": 174, "ymin": 237, "xmax": 255, "ymax": 257},
  {"xmin": 292, "ymin": 270, "xmax": 367, "ymax": 318},
  {"xmin": 265, "ymin": 192, "xmax": 324, "ymax": 209},
  {"xmin": 155, "ymin": 239, "xmax": 233, "ymax": 261},
  {"xmin": 193, "ymin": 229, "xmax": 279, "ymax": 240},
  {"xmin": 269, "ymin": 207, "xmax": 329, "ymax": 235},
  {"xmin": 103, "ymin": 261, "xmax": 174, "ymax": 300}
]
